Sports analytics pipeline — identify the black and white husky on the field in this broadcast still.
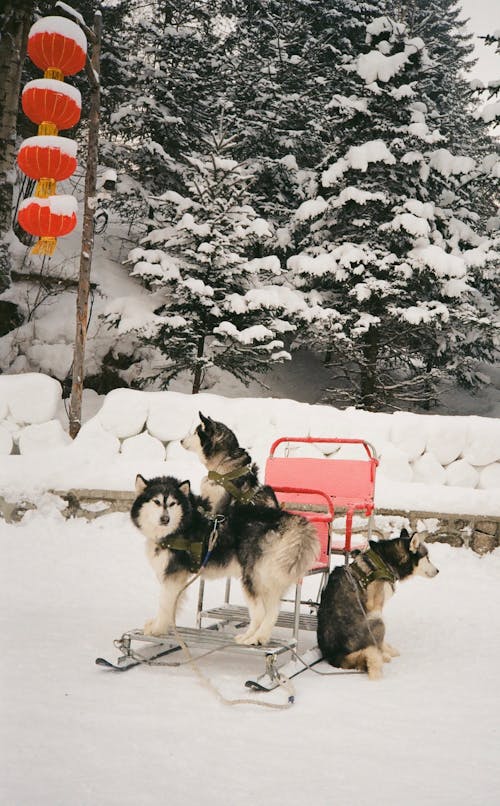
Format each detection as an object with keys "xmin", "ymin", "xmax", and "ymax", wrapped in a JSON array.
[
  {"xmin": 181, "ymin": 412, "xmax": 278, "ymax": 513},
  {"xmin": 317, "ymin": 529, "xmax": 439, "ymax": 680},
  {"xmin": 131, "ymin": 474, "xmax": 319, "ymax": 646}
]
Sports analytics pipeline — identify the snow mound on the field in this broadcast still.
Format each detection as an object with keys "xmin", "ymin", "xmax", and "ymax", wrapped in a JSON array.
[
  {"xmin": 147, "ymin": 394, "xmax": 198, "ymax": 442},
  {"xmin": 121, "ymin": 432, "xmax": 166, "ymax": 462},
  {"xmin": 444, "ymin": 460, "xmax": 479, "ymax": 489},
  {"xmin": 378, "ymin": 445, "xmax": 413, "ymax": 483},
  {"xmin": 426, "ymin": 420, "xmax": 466, "ymax": 466},
  {"xmin": 1, "ymin": 373, "xmax": 62, "ymax": 424},
  {"xmin": 72, "ymin": 419, "xmax": 121, "ymax": 457},
  {"xmin": 98, "ymin": 389, "xmax": 149, "ymax": 438},
  {"xmin": 463, "ymin": 419, "xmax": 500, "ymax": 466},
  {"xmin": 412, "ymin": 452, "xmax": 446, "ymax": 485},
  {"xmin": 390, "ymin": 412, "xmax": 426, "ymax": 460},
  {"xmin": 0, "ymin": 425, "xmax": 13, "ymax": 455},
  {"xmin": 18, "ymin": 420, "xmax": 72, "ymax": 455},
  {"xmin": 478, "ymin": 463, "xmax": 500, "ymax": 490}
]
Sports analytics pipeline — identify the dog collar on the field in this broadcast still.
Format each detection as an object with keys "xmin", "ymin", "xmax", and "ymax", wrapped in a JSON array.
[
  {"xmin": 207, "ymin": 465, "xmax": 257, "ymax": 504},
  {"xmin": 348, "ymin": 548, "xmax": 399, "ymax": 590}
]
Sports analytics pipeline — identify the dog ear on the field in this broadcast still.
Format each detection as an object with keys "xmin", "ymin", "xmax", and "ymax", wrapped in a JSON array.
[
  {"xmin": 409, "ymin": 532, "xmax": 421, "ymax": 553},
  {"xmin": 178, "ymin": 479, "xmax": 191, "ymax": 496},
  {"xmin": 399, "ymin": 527, "xmax": 410, "ymax": 540},
  {"xmin": 135, "ymin": 474, "xmax": 148, "ymax": 494},
  {"xmin": 199, "ymin": 412, "xmax": 214, "ymax": 431}
]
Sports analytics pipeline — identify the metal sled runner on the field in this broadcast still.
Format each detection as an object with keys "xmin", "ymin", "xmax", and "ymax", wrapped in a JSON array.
[{"xmin": 97, "ymin": 436, "xmax": 379, "ymax": 693}]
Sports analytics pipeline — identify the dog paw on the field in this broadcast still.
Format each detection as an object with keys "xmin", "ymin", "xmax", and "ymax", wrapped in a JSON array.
[
  {"xmin": 383, "ymin": 642, "xmax": 400, "ymax": 658},
  {"xmin": 235, "ymin": 631, "xmax": 255, "ymax": 645},
  {"xmin": 143, "ymin": 618, "xmax": 169, "ymax": 637},
  {"xmin": 244, "ymin": 632, "xmax": 271, "ymax": 647}
]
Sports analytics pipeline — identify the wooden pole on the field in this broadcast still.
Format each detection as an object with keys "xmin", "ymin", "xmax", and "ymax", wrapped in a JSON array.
[{"xmin": 68, "ymin": 11, "xmax": 102, "ymax": 438}]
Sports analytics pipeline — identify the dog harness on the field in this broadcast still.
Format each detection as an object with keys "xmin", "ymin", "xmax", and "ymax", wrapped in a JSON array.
[
  {"xmin": 156, "ymin": 516, "xmax": 224, "ymax": 573},
  {"xmin": 348, "ymin": 548, "xmax": 399, "ymax": 590},
  {"xmin": 207, "ymin": 464, "xmax": 258, "ymax": 504}
]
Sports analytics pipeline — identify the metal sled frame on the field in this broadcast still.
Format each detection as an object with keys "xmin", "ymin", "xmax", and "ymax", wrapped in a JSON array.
[{"xmin": 97, "ymin": 436, "xmax": 379, "ymax": 691}]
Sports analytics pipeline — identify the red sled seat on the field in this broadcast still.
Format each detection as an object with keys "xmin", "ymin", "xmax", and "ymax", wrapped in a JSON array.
[{"xmin": 265, "ymin": 436, "xmax": 379, "ymax": 560}]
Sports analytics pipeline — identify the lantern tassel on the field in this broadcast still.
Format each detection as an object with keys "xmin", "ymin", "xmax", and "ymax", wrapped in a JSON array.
[{"xmin": 31, "ymin": 237, "xmax": 57, "ymax": 256}]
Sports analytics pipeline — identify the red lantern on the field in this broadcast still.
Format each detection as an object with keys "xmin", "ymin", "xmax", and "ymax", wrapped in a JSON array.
[
  {"xmin": 18, "ymin": 195, "xmax": 78, "ymax": 256},
  {"xmin": 17, "ymin": 137, "xmax": 78, "ymax": 196},
  {"xmin": 22, "ymin": 79, "xmax": 82, "ymax": 132},
  {"xmin": 28, "ymin": 16, "xmax": 87, "ymax": 79}
]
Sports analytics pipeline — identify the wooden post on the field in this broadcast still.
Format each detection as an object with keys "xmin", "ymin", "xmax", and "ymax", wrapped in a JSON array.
[{"xmin": 68, "ymin": 11, "xmax": 102, "ymax": 438}]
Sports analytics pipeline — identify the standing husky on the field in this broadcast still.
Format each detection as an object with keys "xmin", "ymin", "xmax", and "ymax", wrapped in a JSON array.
[
  {"xmin": 181, "ymin": 412, "xmax": 278, "ymax": 512},
  {"xmin": 317, "ymin": 529, "xmax": 438, "ymax": 679},
  {"xmin": 131, "ymin": 474, "xmax": 319, "ymax": 646}
]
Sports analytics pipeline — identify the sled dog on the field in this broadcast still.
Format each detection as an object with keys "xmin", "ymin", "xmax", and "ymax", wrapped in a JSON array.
[
  {"xmin": 181, "ymin": 412, "xmax": 278, "ymax": 512},
  {"xmin": 131, "ymin": 474, "xmax": 319, "ymax": 646},
  {"xmin": 317, "ymin": 529, "xmax": 438, "ymax": 680}
]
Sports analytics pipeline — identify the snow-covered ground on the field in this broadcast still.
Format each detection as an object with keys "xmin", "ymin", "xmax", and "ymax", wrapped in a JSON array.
[{"xmin": 1, "ymin": 503, "xmax": 499, "ymax": 806}]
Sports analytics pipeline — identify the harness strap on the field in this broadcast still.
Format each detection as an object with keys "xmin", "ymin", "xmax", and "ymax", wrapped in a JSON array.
[
  {"xmin": 157, "ymin": 515, "xmax": 225, "ymax": 573},
  {"xmin": 207, "ymin": 464, "xmax": 257, "ymax": 504},
  {"xmin": 348, "ymin": 548, "xmax": 398, "ymax": 590}
]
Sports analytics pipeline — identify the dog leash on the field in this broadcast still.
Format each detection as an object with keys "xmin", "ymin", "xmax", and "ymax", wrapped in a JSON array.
[{"xmin": 135, "ymin": 516, "xmax": 296, "ymax": 709}]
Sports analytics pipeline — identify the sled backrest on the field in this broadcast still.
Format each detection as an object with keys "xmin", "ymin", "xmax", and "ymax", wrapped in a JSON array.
[{"xmin": 265, "ymin": 437, "xmax": 379, "ymax": 554}]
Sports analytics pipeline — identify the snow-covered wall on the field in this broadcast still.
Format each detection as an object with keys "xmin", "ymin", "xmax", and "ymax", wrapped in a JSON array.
[{"xmin": 1, "ymin": 374, "xmax": 500, "ymax": 517}]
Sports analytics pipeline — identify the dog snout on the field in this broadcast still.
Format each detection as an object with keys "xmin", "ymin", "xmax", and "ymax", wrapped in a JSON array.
[{"xmin": 159, "ymin": 514, "xmax": 170, "ymax": 525}]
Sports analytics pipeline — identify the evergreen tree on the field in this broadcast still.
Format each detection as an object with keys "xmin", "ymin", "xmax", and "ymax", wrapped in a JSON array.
[
  {"xmin": 108, "ymin": 130, "xmax": 313, "ymax": 392},
  {"xmin": 288, "ymin": 10, "xmax": 497, "ymax": 410},
  {"xmin": 103, "ymin": 0, "xmax": 229, "ymax": 228}
]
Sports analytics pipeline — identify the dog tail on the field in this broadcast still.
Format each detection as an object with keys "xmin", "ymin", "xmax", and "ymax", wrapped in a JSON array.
[
  {"xmin": 340, "ymin": 647, "xmax": 384, "ymax": 680},
  {"xmin": 279, "ymin": 515, "xmax": 320, "ymax": 578}
]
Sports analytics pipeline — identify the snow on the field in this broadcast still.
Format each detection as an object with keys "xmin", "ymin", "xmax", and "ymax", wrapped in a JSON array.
[
  {"xmin": 23, "ymin": 78, "xmax": 82, "ymax": 106},
  {"xmin": 408, "ymin": 244, "xmax": 466, "ymax": 279},
  {"xmin": 322, "ymin": 140, "xmax": 395, "ymax": 185},
  {"xmin": 19, "ymin": 195, "xmax": 78, "ymax": 216},
  {"xmin": 29, "ymin": 15, "xmax": 88, "ymax": 53},
  {"xmin": 356, "ymin": 39, "xmax": 425, "ymax": 84},
  {"xmin": 295, "ymin": 196, "xmax": 328, "ymax": 220},
  {"xmin": 1, "ymin": 510, "xmax": 499, "ymax": 806},
  {"xmin": 2, "ymin": 374, "xmax": 500, "ymax": 516},
  {"xmin": 19, "ymin": 135, "xmax": 78, "ymax": 158},
  {"xmin": 429, "ymin": 149, "xmax": 476, "ymax": 177}
]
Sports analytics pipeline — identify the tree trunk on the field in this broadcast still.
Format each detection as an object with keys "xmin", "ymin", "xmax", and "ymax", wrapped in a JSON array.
[
  {"xmin": 0, "ymin": 1, "xmax": 35, "ymax": 288},
  {"xmin": 359, "ymin": 327, "xmax": 379, "ymax": 410},
  {"xmin": 69, "ymin": 12, "xmax": 102, "ymax": 438},
  {"xmin": 191, "ymin": 335, "xmax": 205, "ymax": 394}
]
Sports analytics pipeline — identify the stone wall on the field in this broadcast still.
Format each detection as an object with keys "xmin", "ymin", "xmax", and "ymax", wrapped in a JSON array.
[{"xmin": 2, "ymin": 488, "xmax": 497, "ymax": 554}]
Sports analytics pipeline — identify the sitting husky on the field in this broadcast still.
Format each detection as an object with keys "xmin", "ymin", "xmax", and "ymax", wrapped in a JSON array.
[
  {"xmin": 181, "ymin": 412, "xmax": 278, "ymax": 513},
  {"xmin": 131, "ymin": 474, "xmax": 319, "ymax": 646},
  {"xmin": 317, "ymin": 529, "xmax": 438, "ymax": 680}
]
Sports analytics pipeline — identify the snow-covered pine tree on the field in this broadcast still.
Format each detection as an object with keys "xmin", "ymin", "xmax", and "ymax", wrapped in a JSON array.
[
  {"xmin": 103, "ymin": 0, "xmax": 229, "ymax": 228},
  {"xmin": 389, "ymin": 0, "xmax": 498, "ymax": 224},
  {"xmin": 288, "ymin": 11, "xmax": 497, "ymax": 410},
  {"xmin": 220, "ymin": 1, "xmax": 384, "ymax": 252},
  {"xmin": 107, "ymin": 130, "xmax": 313, "ymax": 393}
]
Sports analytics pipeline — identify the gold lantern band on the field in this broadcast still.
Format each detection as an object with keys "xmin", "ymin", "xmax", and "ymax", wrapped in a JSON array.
[
  {"xmin": 44, "ymin": 68, "xmax": 64, "ymax": 81},
  {"xmin": 38, "ymin": 121, "xmax": 58, "ymax": 136},
  {"xmin": 32, "ymin": 236, "xmax": 57, "ymax": 256},
  {"xmin": 35, "ymin": 178, "xmax": 57, "ymax": 198}
]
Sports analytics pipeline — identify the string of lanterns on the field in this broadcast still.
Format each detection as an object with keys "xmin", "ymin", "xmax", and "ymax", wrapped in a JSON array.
[{"xmin": 16, "ymin": 16, "xmax": 87, "ymax": 256}]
